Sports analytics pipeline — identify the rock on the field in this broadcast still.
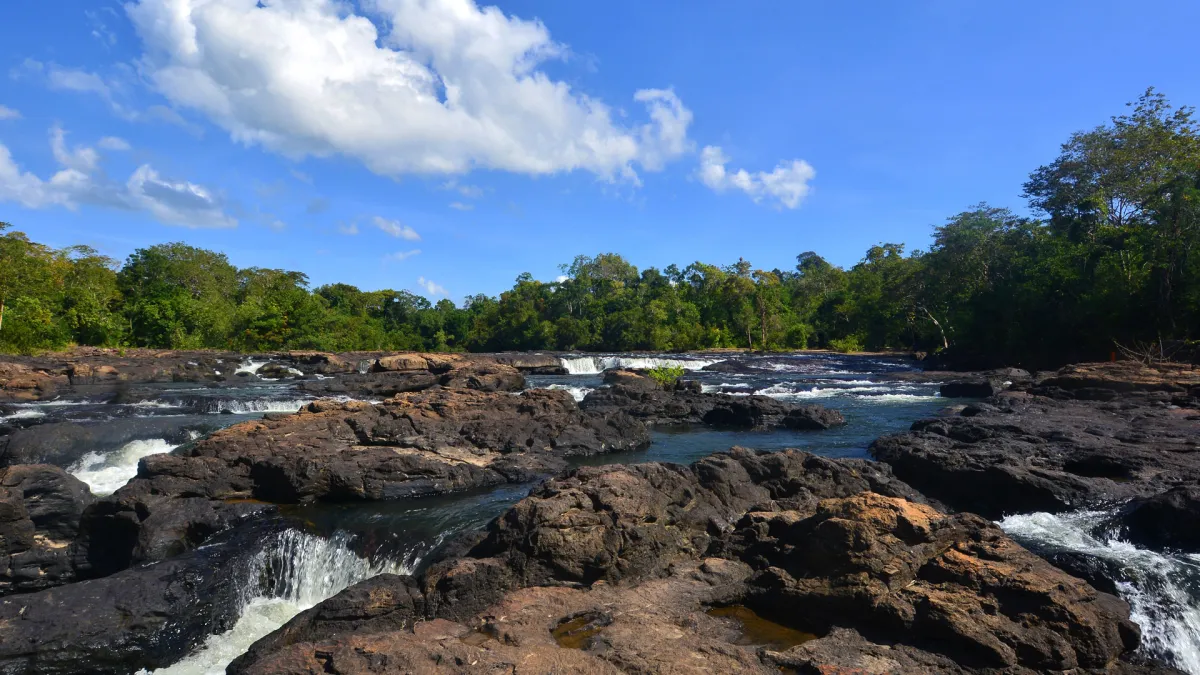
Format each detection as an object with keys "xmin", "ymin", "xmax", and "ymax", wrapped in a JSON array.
[
  {"xmin": 0, "ymin": 521, "xmax": 278, "ymax": 675},
  {"xmin": 487, "ymin": 353, "xmax": 567, "ymax": 374},
  {"xmin": 284, "ymin": 351, "xmax": 354, "ymax": 374},
  {"xmin": 1035, "ymin": 361, "xmax": 1200, "ymax": 397},
  {"xmin": 1, "ymin": 465, "xmax": 94, "ymax": 595},
  {"xmin": 375, "ymin": 354, "xmax": 432, "ymax": 372},
  {"xmin": 297, "ymin": 371, "xmax": 440, "ymax": 398},
  {"xmin": 939, "ymin": 379, "xmax": 1002, "ymax": 398},
  {"xmin": 256, "ymin": 362, "xmax": 302, "ymax": 379},
  {"xmin": 870, "ymin": 394, "xmax": 1200, "ymax": 519},
  {"xmin": 437, "ymin": 362, "xmax": 525, "ymax": 392},
  {"xmin": 581, "ymin": 379, "xmax": 845, "ymax": 430},
  {"xmin": 1, "ymin": 417, "xmax": 219, "ymax": 469},
  {"xmin": 76, "ymin": 389, "xmax": 649, "ymax": 576},
  {"xmin": 233, "ymin": 450, "xmax": 1146, "ymax": 675},
  {"xmin": 1113, "ymin": 485, "xmax": 1200, "ymax": 553},
  {"xmin": 735, "ymin": 492, "xmax": 1139, "ymax": 671}
]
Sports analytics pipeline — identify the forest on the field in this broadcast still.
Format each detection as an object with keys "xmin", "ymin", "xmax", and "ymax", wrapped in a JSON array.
[{"xmin": 1, "ymin": 90, "xmax": 1197, "ymax": 369}]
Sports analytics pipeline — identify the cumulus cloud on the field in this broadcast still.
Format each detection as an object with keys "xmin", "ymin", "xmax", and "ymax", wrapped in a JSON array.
[
  {"xmin": 386, "ymin": 249, "xmax": 422, "ymax": 262},
  {"xmin": 0, "ymin": 105, "xmax": 20, "ymax": 120},
  {"xmin": 697, "ymin": 145, "xmax": 815, "ymax": 209},
  {"xmin": 417, "ymin": 276, "xmax": 449, "ymax": 297},
  {"xmin": 124, "ymin": 0, "xmax": 693, "ymax": 181},
  {"xmin": 373, "ymin": 216, "xmax": 420, "ymax": 240},
  {"xmin": 0, "ymin": 126, "xmax": 235, "ymax": 227}
]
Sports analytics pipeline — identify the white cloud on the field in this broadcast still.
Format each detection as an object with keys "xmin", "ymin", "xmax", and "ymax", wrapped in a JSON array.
[
  {"xmin": 386, "ymin": 249, "xmax": 422, "ymax": 262},
  {"xmin": 338, "ymin": 222, "xmax": 359, "ymax": 235},
  {"xmin": 443, "ymin": 180, "xmax": 484, "ymax": 199},
  {"xmin": 97, "ymin": 136, "xmax": 131, "ymax": 151},
  {"xmin": 0, "ymin": 105, "xmax": 20, "ymax": 120},
  {"xmin": 555, "ymin": 275, "xmax": 568, "ymax": 283},
  {"xmin": 697, "ymin": 145, "xmax": 815, "ymax": 209},
  {"xmin": 417, "ymin": 276, "xmax": 448, "ymax": 297},
  {"xmin": 373, "ymin": 216, "xmax": 420, "ymax": 240},
  {"xmin": 0, "ymin": 126, "xmax": 235, "ymax": 228},
  {"xmin": 125, "ymin": 0, "xmax": 693, "ymax": 181},
  {"xmin": 448, "ymin": 201, "xmax": 473, "ymax": 211}
]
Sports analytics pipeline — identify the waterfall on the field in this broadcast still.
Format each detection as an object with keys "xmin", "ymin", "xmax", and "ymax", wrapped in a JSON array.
[
  {"xmin": 153, "ymin": 529, "xmax": 417, "ymax": 675},
  {"xmin": 357, "ymin": 359, "xmax": 373, "ymax": 374},
  {"xmin": 999, "ymin": 510, "xmax": 1200, "ymax": 673},
  {"xmin": 69, "ymin": 438, "xmax": 179, "ymax": 496},
  {"xmin": 558, "ymin": 355, "xmax": 725, "ymax": 375}
]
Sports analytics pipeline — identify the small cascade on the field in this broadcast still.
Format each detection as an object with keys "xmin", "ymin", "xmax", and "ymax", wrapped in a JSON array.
[
  {"xmin": 69, "ymin": 438, "xmax": 179, "ymax": 496},
  {"xmin": 357, "ymin": 359, "xmax": 373, "ymax": 375},
  {"xmin": 545, "ymin": 384, "xmax": 595, "ymax": 402},
  {"xmin": 153, "ymin": 529, "xmax": 417, "ymax": 675},
  {"xmin": 1000, "ymin": 510, "xmax": 1200, "ymax": 673},
  {"xmin": 558, "ymin": 355, "xmax": 725, "ymax": 375},
  {"xmin": 234, "ymin": 359, "xmax": 268, "ymax": 376}
]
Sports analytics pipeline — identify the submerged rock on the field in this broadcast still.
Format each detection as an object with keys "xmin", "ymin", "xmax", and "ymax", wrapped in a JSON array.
[
  {"xmin": 231, "ymin": 448, "xmax": 1149, "ymax": 675},
  {"xmin": 581, "ymin": 370, "xmax": 845, "ymax": 430},
  {"xmin": 1111, "ymin": 485, "xmax": 1200, "ymax": 553}
]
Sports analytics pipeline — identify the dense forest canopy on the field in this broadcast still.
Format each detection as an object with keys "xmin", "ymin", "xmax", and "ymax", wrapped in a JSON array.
[{"xmin": 2, "ymin": 90, "xmax": 1198, "ymax": 368}]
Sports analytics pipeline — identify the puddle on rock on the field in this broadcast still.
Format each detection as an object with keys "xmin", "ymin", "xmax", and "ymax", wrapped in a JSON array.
[
  {"xmin": 552, "ymin": 611, "xmax": 612, "ymax": 649},
  {"xmin": 706, "ymin": 605, "xmax": 818, "ymax": 650}
]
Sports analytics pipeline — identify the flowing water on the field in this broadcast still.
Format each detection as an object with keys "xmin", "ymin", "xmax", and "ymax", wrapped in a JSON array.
[
  {"xmin": 1000, "ymin": 510, "xmax": 1200, "ymax": 672},
  {"xmin": 8, "ymin": 352, "xmax": 1197, "ymax": 672}
]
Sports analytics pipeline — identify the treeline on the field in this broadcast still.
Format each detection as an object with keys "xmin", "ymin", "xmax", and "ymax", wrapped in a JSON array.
[{"xmin": 1, "ymin": 90, "xmax": 1197, "ymax": 368}]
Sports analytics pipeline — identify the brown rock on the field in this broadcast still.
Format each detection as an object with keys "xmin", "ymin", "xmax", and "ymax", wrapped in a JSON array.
[{"xmin": 1, "ymin": 464, "xmax": 94, "ymax": 594}]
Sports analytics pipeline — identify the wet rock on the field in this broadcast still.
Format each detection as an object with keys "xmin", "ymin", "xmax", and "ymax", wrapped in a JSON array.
[
  {"xmin": 77, "ymin": 389, "xmax": 649, "ymax": 575},
  {"xmin": 256, "ymin": 362, "xmax": 303, "ymax": 379},
  {"xmin": 0, "ymin": 417, "xmax": 219, "ymax": 469},
  {"xmin": 0, "ymin": 465, "xmax": 94, "ymax": 595},
  {"xmin": 1113, "ymin": 485, "xmax": 1200, "ymax": 553},
  {"xmin": 939, "ymin": 379, "xmax": 1002, "ymax": 398},
  {"xmin": 871, "ymin": 393, "xmax": 1200, "ymax": 519},
  {"xmin": 436, "ymin": 362, "xmax": 525, "ymax": 392},
  {"xmin": 234, "ymin": 450, "xmax": 1146, "ymax": 675},
  {"xmin": 0, "ymin": 521, "xmax": 277, "ymax": 675},
  {"xmin": 582, "ymin": 371, "xmax": 844, "ymax": 430}
]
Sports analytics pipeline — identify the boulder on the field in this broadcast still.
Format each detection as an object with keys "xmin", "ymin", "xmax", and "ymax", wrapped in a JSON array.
[
  {"xmin": 487, "ymin": 353, "xmax": 567, "ymax": 374},
  {"xmin": 0, "ymin": 521, "xmax": 279, "ymax": 675},
  {"xmin": 1112, "ymin": 485, "xmax": 1200, "ymax": 553},
  {"xmin": 939, "ymin": 379, "xmax": 1002, "ymax": 398},
  {"xmin": 76, "ymin": 389, "xmax": 649, "ymax": 576},
  {"xmin": 871, "ymin": 394, "xmax": 1200, "ymax": 519},
  {"xmin": 231, "ymin": 450, "xmax": 1148, "ymax": 675},
  {"xmin": 582, "ymin": 380, "xmax": 845, "ymax": 430},
  {"xmin": 1, "ymin": 465, "xmax": 94, "ymax": 594}
]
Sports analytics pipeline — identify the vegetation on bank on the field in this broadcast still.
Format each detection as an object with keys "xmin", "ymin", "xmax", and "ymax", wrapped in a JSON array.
[{"xmin": 2, "ymin": 90, "xmax": 1198, "ymax": 368}]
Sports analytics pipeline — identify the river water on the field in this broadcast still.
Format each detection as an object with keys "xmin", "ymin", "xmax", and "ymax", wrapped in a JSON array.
[{"xmin": 5, "ymin": 352, "xmax": 1196, "ymax": 673}]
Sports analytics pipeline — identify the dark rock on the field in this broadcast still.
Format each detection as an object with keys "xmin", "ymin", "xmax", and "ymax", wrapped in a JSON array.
[
  {"xmin": 582, "ymin": 373, "xmax": 844, "ymax": 430},
  {"xmin": 0, "ymin": 521, "xmax": 279, "ymax": 675},
  {"xmin": 233, "ymin": 449, "xmax": 1145, "ymax": 675},
  {"xmin": 1, "ymin": 417, "xmax": 219, "ymax": 469},
  {"xmin": 77, "ymin": 389, "xmax": 649, "ymax": 576},
  {"xmin": 939, "ymin": 379, "xmax": 1002, "ymax": 398},
  {"xmin": 1114, "ymin": 485, "xmax": 1200, "ymax": 552},
  {"xmin": 486, "ymin": 353, "xmax": 567, "ymax": 374},
  {"xmin": 0, "ymin": 465, "xmax": 93, "ymax": 595},
  {"xmin": 871, "ymin": 394, "xmax": 1200, "ymax": 519}
]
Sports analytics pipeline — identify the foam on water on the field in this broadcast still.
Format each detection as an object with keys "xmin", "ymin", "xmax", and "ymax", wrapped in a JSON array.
[
  {"xmin": 559, "ymin": 355, "xmax": 724, "ymax": 375},
  {"xmin": 0, "ymin": 409, "xmax": 46, "ymax": 422},
  {"xmin": 70, "ymin": 438, "xmax": 179, "ymax": 496},
  {"xmin": 153, "ymin": 529, "xmax": 416, "ymax": 675},
  {"xmin": 1000, "ymin": 510, "xmax": 1200, "ymax": 673},
  {"xmin": 545, "ymin": 384, "xmax": 595, "ymax": 402},
  {"xmin": 234, "ymin": 360, "xmax": 268, "ymax": 376},
  {"xmin": 208, "ymin": 398, "xmax": 314, "ymax": 414}
]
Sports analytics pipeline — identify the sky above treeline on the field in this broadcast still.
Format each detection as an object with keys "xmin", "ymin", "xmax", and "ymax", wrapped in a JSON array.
[{"xmin": 2, "ymin": 0, "xmax": 1199, "ymax": 302}]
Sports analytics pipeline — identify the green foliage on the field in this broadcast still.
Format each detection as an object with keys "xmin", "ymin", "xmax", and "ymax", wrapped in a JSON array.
[
  {"xmin": 3, "ymin": 90, "xmax": 1199, "ymax": 367},
  {"xmin": 828, "ymin": 335, "xmax": 864, "ymax": 354},
  {"xmin": 647, "ymin": 365, "xmax": 686, "ymax": 387}
]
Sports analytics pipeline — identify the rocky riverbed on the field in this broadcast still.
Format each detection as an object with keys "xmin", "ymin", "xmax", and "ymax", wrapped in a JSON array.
[{"xmin": 1, "ymin": 350, "xmax": 1198, "ymax": 673}]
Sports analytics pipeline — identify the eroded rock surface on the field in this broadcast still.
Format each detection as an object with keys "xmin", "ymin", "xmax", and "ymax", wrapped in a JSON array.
[
  {"xmin": 231, "ymin": 448, "xmax": 1150, "ymax": 675},
  {"xmin": 76, "ymin": 388, "xmax": 648, "ymax": 576},
  {"xmin": 0, "ymin": 465, "xmax": 93, "ymax": 595}
]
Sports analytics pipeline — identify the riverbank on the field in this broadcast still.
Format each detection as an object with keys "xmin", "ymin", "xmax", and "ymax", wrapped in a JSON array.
[{"xmin": 1, "ymin": 353, "xmax": 1196, "ymax": 673}]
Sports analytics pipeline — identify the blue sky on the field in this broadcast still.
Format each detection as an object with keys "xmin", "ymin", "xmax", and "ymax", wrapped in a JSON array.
[{"xmin": 2, "ymin": 0, "xmax": 1199, "ymax": 303}]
